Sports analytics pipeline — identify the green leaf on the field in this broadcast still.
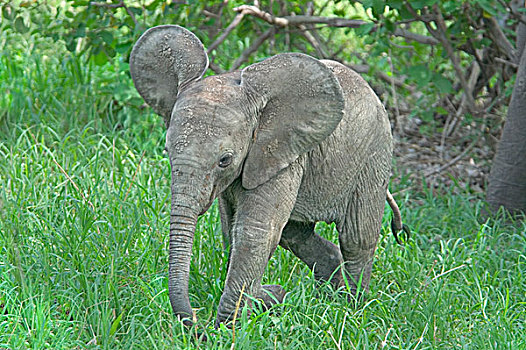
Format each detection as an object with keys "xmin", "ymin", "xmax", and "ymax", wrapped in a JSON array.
[
  {"xmin": 93, "ymin": 47, "xmax": 108, "ymax": 66},
  {"xmin": 333, "ymin": 8, "xmax": 345, "ymax": 17},
  {"xmin": 372, "ymin": 0, "xmax": 385, "ymax": 16},
  {"xmin": 14, "ymin": 17, "xmax": 29, "ymax": 33},
  {"xmin": 442, "ymin": 1, "xmax": 460, "ymax": 12},
  {"xmin": 361, "ymin": 0, "xmax": 373, "ymax": 10},
  {"xmin": 71, "ymin": 0, "xmax": 89, "ymax": 6},
  {"xmin": 74, "ymin": 22, "xmax": 86, "ymax": 38},
  {"xmin": 411, "ymin": 0, "xmax": 438, "ymax": 10},
  {"xmin": 99, "ymin": 30, "xmax": 113, "ymax": 46},
  {"xmin": 407, "ymin": 64, "xmax": 432, "ymax": 86},
  {"xmin": 110, "ymin": 310, "xmax": 125, "ymax": 336},
  {"xmin": 65, "ymin": 37, "xmax": 77, "ymax": 52},
  {"xmin": 384, "ymin": 18, "xmax": 395, "ymax": 32},
  {"xmin": 388, "ymin": 0, "xmax": 405, "ymax": 10},
  {"xmin": 115, "ymin": 42, "xmax": 132, "ymax": 54},
  {"xmin": 355, "ymin": 22, "xmax": 375, "ymax": 36},
  {"xmin": 146, "ymin": 0, "xmax": 162, "ymax": 11},
  {"xmin": 398, "ymin": 6, "xmax": 413, "ymax": 20},
  {"xmin": 478, "ymin": 1, "xmax": 497, "ymax": 16},
  {"xmin": 105, "ymin": 44, "xmax": 116, "ymax": 58},
  {"xmin": 2, "ymin": 4, "xmax": 16, "ymax": 20},
  {"xmin": 432, "ymin": 74, "xmax": 453, "ymax": 93},
  {"xmin": 128, "ymin": 6, "xmax": 142, "ymax": 16},
  {"xmin": 436, "ymin": 106, "xmax": 448, "ymax": 115}
]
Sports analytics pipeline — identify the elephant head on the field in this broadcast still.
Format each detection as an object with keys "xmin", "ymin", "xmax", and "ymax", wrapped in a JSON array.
[{"xmin": 130, "ymin": 25, "xmax": 344, "ymax": 324}]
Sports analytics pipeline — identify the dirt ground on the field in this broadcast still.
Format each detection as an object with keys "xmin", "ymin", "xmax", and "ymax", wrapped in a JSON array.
[{"xmin": 390, "ymin": 112, "xmax": 498, "ymax": 198}]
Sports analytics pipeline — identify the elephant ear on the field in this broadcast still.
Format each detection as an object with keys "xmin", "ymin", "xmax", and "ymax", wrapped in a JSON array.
[
  {"xmin": 240, "ymin": 53, "xmax": 345, "ymax": 189},
  {"xmin": 130, "ymin": 25, "xmax": 208, "ymax": 126}
]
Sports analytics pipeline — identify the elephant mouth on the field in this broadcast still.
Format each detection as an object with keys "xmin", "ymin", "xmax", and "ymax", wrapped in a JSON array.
[
  {"xmin": 199, "ymin": 201, "xmax": 213, "ymax": 216},
  {"xmin": 198, "ymin": 185, "xmax": 219, "ymax": 216}
]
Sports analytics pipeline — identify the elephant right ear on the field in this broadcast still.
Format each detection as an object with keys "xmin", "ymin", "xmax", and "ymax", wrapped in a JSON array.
[{"xmin": 130, "ymin": 25, "xmax": 209, "ymax": 126}]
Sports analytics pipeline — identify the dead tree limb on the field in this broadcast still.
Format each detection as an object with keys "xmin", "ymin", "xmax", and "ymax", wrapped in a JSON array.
[
  {"xmin": 233, "ymin": 5, "xmax": 437, "ymax": 45},
  {"xmin": 486, "ymin": 16, "xmax": 517, "ymax": 61},
  {"xmin": 231, "ymin": 27, "xmax": 275, "ymax": 70},
  {"xmin": 207, "ymin": 12, "xmax": 245, "ymax": 54},
  {"xmin": 393, "ymin": 27, "xmax": 439, "ymax": 45}
]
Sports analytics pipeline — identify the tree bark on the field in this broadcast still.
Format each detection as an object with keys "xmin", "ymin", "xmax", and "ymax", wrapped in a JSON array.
[{"xmin": 487, "ymin": 14, "xmax": 526, "ymax": 215}]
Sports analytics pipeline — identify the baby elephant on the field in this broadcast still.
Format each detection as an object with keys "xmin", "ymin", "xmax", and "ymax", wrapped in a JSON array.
[{"xmin": 130, "ymin": 25, "xmax": 407, "ymax": 326}]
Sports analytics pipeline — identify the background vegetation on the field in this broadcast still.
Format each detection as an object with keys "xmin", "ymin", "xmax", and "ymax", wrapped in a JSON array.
[{"xmin": 1, "ymin": 0, "xmax": 525, "ymax": 348}]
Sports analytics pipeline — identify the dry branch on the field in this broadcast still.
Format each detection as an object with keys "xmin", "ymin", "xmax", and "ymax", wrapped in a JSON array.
[
  {"xmin": 231, "ymin": 27, "xmax": 275, "ymax": 70},
  {"xmin": 486, "ymin": 16, "xmax": 517, "ymax": 61},
  {"xmin": 495, "ymin": 57, "xmax": 519, "ymax": 68},
  {"xmin": 207, "ymin": 12, "xmax": 245, "ymax": 54},
  {"xmin": 233, "ymin": 5, "xmax": 366, "ymax": 28},
  {"xmin": 233, "ymin": 4, "xmax": 437, "ymax": 45},
  {"xmin": 424, "ymin": 138, "xmax": 479, "ymax": 177},
  {"xmin": 393, "ymin": 28, "xmax": 439, "ymax": 45}
]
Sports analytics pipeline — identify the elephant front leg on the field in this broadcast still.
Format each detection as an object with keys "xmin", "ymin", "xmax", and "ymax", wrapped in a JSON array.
[
  {"xmin": 216, "ymin": 238, "xmax": 286, "ymax": 325},
  {"xmin": 216, "ymin": 167, "xmax": 303, "ymax": 326}
]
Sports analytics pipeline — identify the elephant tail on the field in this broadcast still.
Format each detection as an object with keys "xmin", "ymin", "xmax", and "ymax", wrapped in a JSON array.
[{"xmin": 386, "ymin": 190, "xmax": 410, "ymax": 245}]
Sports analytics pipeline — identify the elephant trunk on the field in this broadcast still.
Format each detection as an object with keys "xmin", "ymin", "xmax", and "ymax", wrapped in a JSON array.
[{"xmin": 168, "ymin": 192, "xmax": 200, "ymax": 325}]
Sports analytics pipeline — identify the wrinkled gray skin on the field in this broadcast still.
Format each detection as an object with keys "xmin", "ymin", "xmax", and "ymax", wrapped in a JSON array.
[{"xmin": 130, "ymin": 25, "xmax": 393, "ymax": 326}]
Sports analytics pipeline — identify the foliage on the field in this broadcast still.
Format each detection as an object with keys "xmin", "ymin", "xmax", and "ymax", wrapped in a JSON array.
[
  {"xmin": 1, "ymin": 1, "xmax": 526, "ymax": 348},
  {"xmin": 3, "ymin": 0, "xmax": 521, "ymax": 140}
]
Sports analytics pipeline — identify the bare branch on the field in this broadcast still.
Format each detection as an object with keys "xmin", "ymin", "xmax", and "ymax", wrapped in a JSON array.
[
  {"xmin": 233, "ymin": 5, "xmax": 366, "ymax": 28},
  {"xmin": 231, "ymin": 27, "xmax": 275, "ymax": 70},
  {"xmin": 345, "ymin": 62, "xmax": 415, "ymax": 93},
  {"xmin": 284, "ymin": 15, "xmax": 367, "ymax": 28},
  {"xmin": 207, "ymin": 3, "xmax": 426, "ymax": 93},
  {"xmin": 235, "ymin": 4, "xmax": 438, "ymax": 47},
  {"xmin": 299, "ymin": 23, "xmax": 329, "ymax": 58},
  {"xmin": 231, "ymin": 4, "xmax": 439, "ymax": 50},
  {"xmin": 202, "ymin": 9, "xmax": 221, "ymax": 19},
  {"xmin": 234, "ymin": 5, "xmax": 288, "ymax": 26},
  {"xmin": 208, "ymin": 61, "xmax": 226, "ymax": 74},
  {"xmin": 425, "ymin": 136, "xmax": 480, "ymax": 177},
  {"xmin": 207, "ymin": 13, "xmax": 245, "ymax": 54},
  {"xmin": 393, "ymin": 27, "xmax": 439, "ymax": 45},
  {"xmin": 486, "ymin": 16, "xmax": 517, "ymax": 61}
]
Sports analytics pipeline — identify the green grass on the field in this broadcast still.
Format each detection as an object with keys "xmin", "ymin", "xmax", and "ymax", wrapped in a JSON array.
[{"xmin": 1, "ymin": 33, "xmax": 525, "ymax": 350}]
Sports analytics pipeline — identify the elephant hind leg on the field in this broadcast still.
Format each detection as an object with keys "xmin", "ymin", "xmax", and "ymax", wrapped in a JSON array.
[
  {"xmin": 279, "ymin": 221, "xmax": 344, "ymax": 289},
  {"xmin": 338, "ymin": 168, "xmax": 388, "ymax": 295}
]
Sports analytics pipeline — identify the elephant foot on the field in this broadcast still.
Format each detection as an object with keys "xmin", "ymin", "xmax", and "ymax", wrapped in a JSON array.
[
  {"xmin": 214, "ymin": 284, "xmax": 286, "ymax": 328},
  {"xmin": 259, "ymin": 284, "xmax": 286, "ymax": 309}
]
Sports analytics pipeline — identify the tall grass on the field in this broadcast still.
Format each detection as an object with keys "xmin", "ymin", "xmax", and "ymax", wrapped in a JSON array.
[{"xmin": 1, "ymin": 30, "xmax": 525, "ymax": 349}]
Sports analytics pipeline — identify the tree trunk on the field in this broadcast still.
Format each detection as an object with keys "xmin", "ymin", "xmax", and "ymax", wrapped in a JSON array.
[{"xmin": 487, "ymin": 15, "xmax": 526, "ymax": 215}]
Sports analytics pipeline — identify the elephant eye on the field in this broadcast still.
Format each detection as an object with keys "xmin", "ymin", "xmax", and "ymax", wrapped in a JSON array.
[{"xmin": 218, "ymin": 152, "xmax": 233, "ymax": 168}]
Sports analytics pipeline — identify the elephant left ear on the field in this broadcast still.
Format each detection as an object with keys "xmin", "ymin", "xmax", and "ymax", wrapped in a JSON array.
[{"xmin": 240, "ymin": 53, "xmax": 345, "ymax": 190}]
